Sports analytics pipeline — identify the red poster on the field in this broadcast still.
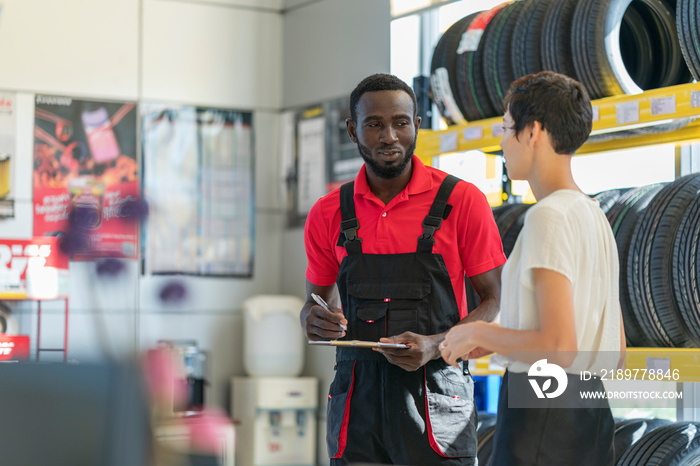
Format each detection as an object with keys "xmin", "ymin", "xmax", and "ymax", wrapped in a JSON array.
[
  {"xmin": 0, "ymin": 335, "xmax": 30, "ymax": 361},
  {"xmin": 0, "ymin": 236, "xmax": 68, "ymax": 299},
  {"xmin": 33, "ymin": 96, "xmax": 139, "ymax": 259}
]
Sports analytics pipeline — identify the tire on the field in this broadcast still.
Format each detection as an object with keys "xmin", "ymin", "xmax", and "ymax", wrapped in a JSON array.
[
  {"xmin": 477, "ymin": 412, "xmax": 497, "ymax": 433},
  {"xmin": 629, "ymin": 118, "xmax": 696, "ymax": 137},
  {"xmin": 619, "ymin": 422, "xmax": 700, "ymax": 466},
  {"xmin": 631, "ymin": 0, "xmax": 693, "ymax": 88},
  {"xmin": 606, "ymin": 184, "xmax": 665, "ymax": 347},
  {"xmin": 510, "ymin": 0, "xmax": 553, "ymax": 79},
  {"xmin": 455, "ymin": 6, "xmax": 505, "ymax": 120},
  {"xmin": 465, "ymin": 276, "xmax": 481, "ymax": 313},
  {"xmin": 614, "ymin": 418, "xmax": 672, "ymax": 465},
  {"xmin": 677, "ymin": 0, "xmax": 700, "ymax": 80},
  {"xmin": 619, "ymin": 2, "xmax": 655, "ymax": 90},
  {"xmin": 476, "ymin": 424, "xmax": 497, "ymax": 466},
  {"xmin": 492, "ymin": 203, "xmax": 531, "ymax": 258},
  {"xmin": 593, "ymin": 188, "xmax": 632, "ymax": 215},
  {"xmin": 482, "ymin": 1, "xmax": 528, "ymax": 115},
  {"xmin": 492, "ymin": 203, "xmax": 523, "ymax": 233},
  {"xmin": 500, "ymin": 204, "xmax": 532, "ymax": 258},
  {"xmin": 430, "ymin": 13, "xmax": 480, "ymax": 125},
  {"xmin": 571, "ymin": 0, "xmax": 606, "ymax": 99},
  {"xmin": 571, "ymin": 0, "xmax": 690, "ymax": 99},
  {"xmin": 586, "ymin": 118, "xmax": 696, "ymax": 147},
  {"xmin": 540, "ymin": 0, "xmax": 578, "ymax": 78},
  {"xmin": 628, "ymin": 174, "xmax": 700, "ymax": 347},
  {"xmin": 649, "ymin": 422, "xmax": 700, "ymax": 465},
  {"xmin": 672, "ymin": 185, "xmax": 700, "ymax": 343}
]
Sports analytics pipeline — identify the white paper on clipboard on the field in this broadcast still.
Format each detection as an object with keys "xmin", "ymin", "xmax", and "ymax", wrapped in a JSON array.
[{"xmin": 308, "ymin": 340, "xmax": 409, "ymax": 349}]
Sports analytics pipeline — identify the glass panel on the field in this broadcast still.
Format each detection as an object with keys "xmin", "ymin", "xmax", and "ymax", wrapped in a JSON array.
[
  {"xmin": 390, "ymin": 15, "xmax": 421, "ymax": 88},
  {"xmin": 572, "ymin": 144, "xmax": 676, "ymax": 194},
  {"xmin": 391, "ymin": 0, "xmax": 432, "ymax": 17}
]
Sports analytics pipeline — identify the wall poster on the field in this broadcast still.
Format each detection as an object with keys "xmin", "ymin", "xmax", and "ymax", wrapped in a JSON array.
[
  {"xmin": 0, "ymin": 92, "xmax": 16, "ymax": 218},
  {"xmin": 324, "ymin": 96, "xmax": 362, "ymax": 193},
  {"xmin": 296, "ymin": 107, "xmax": 326, "ymax": 217},
  {"xmin": 32, "ymin": 95, "xmax": 139, "ymax": 259},
  {"xmin": 285, "ymin": 95, "xmax": 362, "ymax": 227},
  {"xmin": 141, "ymin": 104, "xmax": 254, "ymax": 277}
]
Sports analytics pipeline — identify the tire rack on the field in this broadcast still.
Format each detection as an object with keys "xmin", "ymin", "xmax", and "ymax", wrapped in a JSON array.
[
  {"xmin": 423, "ymin": 81, "xmax": 700, "ymax": 385},
  {"xmin": 0, "ymin": 294, "xmax": 69, "ymax": 362},
  {"xmin": 471, "ymin": 348, "xmax": 700, "ymax": 383},
  {"xmin": 416, "ymin": 81, "xmax": 700, "ymax": 163}
]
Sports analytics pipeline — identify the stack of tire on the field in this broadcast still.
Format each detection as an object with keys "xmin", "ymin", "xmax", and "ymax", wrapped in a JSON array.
[
  {"xmin": 678, "ymin": 0, "xmax": 700, "ymax": 81},
  {"xmin": 488, "ymin": 173, "xmax": 700, "ymax": 348},
  {"xmin": 477, "ymin": 417, "xmax": 700, "ymax": 464},
  {"xmin": 614, "ymin": 173, "xmax": 700, "ymax": 348},
  {"xmin": 615, "ymin": 419, "xmax": 700, "ymax": 465},
  {"xmin": 465, "ymin": 203, "xmax": 532, "ymax": 312},
  {"xmin": 492, "ymin": 203, "xmax": 533, "ymax": 258},
  {"xmin": 475, "ymin": 412, "xmax": 498, "ymax": 465},
  {"xmin": 430, "ymin": 0, "xmax": 695, "ymax": 124}
]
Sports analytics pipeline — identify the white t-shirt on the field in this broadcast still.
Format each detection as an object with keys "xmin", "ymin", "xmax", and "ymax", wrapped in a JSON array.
[{"xmin": 499, "ymin": 190, "xmax": 621, "ymax": 374}]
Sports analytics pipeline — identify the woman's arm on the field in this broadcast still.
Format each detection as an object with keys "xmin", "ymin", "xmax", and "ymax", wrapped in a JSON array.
[{"xmin": 441, "ymin": 267, "xmax": 578, "ymax": 368}]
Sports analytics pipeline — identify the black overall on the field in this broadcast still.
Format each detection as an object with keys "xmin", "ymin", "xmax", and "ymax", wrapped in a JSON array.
[{"xmin": 326, "ymin": 176, "xmax": 478, "ymax": 466}]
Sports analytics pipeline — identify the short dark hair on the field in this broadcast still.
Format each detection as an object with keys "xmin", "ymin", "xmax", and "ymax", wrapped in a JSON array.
[
  {"xmin": 349, "ymin": 73, "xmax": 418, "ymax": 122},
  {"xmin": 504, "ymin": 71, "xmax": 592, "ymax": 154}
]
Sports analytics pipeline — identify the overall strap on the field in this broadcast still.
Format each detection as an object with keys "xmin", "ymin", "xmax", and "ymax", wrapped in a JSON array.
[
  {"xmin": 339, "ymin": 181, "xmax": 363, "ymax": 254},
  {"xmin": 417, "ymin": 174, "xmax": 460, "ymax": 253}
]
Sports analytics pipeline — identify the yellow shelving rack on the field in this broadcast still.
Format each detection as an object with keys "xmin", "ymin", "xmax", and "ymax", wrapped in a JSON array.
[
  {"xmin": 624, "ymin": 348, "xmax": 700, "ymax": 383},
  {"xmin": 426, "ymin": 82, "xmax": 700, "ymax": 384},
  {"xmin": 470, "ymin": 348, "xmax": 700, "ymax": 383},
  {"xmin": 416, "ymin": 81, "xmax": 700, "ymax": 165}
]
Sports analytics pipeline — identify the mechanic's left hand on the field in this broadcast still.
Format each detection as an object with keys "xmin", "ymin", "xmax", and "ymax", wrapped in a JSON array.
[{"xmin": 373, "ymin": 332, "xmax": 441, "ymax": 372}]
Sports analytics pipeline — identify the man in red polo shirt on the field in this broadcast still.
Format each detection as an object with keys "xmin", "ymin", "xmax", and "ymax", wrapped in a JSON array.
[{"xmin": 300, "ymin": 73, "xmax": 506, "ymax": 466}]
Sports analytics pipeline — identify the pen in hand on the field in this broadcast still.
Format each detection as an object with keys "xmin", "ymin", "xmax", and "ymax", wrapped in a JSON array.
[{"xmin": 311, "ymin": 293, "xmax": 347, "ymax": 331}]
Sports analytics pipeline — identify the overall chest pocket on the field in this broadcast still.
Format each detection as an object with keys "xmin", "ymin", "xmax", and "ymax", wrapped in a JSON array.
[{"xmin": 348, "ymin": 280, "xmax": 431, "ymax": 339}]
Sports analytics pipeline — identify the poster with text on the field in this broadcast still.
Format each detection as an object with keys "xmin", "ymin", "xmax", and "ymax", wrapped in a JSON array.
[
  {"xmin": 141, "ymin": 104, "xmax": 254, "ymax": 277},
  {"xmin": 33, "ymin": 95, "xmax": 139, "ymax": 259},
  {"xmin": 0, "ymin": 92, "xmax": 16, "ymax": 218},
  {"xmin": 286, "ymin": 96, "xmax": 361, "ymax": 227},
  {"xmin": 324, "ymin": 96, "xmax": 361, "ymax": 193}
]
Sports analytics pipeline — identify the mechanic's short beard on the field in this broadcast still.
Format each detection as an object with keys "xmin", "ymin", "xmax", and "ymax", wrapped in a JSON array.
[{"xmin": 357, "ymin": 137, "xmax": 416, "ymax": 179}]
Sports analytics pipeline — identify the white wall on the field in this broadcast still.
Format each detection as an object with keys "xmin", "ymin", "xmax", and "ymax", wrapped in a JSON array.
[
  {"xmin": 0, "ymin": 1, "xmax": 140, "ymax": 99},
  {"xmin": 283, "ymin": 0, "xmax": 391, "ymax": 108},
  {"xmin": 0, "ymin": 0, "xmax": 392, "ymax": 462},
  {"xmin": 141, "ymin": 0, "xmax": 283, "ymax": 109},
  {"xmin": 0, "ymin": 0, "xmax": 286, "ymax": 411}
]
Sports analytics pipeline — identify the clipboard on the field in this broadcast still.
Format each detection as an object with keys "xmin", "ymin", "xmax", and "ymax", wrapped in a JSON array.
[{"xmin": 308, "ymin": 340, "xmax": 409, "ymax": 349}]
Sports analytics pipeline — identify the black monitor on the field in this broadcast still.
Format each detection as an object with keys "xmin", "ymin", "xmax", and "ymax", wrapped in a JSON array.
[{"xmin": 0, "ymin": 361, "xmax": 151, "ymax": 466}]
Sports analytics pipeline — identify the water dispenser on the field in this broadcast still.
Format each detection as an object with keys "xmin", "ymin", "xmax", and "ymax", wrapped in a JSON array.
[{"xmin": 231, "ymin": 377, "xmax": 317, "ymax": 466}]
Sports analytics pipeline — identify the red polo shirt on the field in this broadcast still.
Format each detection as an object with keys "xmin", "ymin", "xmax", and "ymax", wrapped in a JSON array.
[{"xmin": 304, "ymin": 156, "xmax": 506, "ymax": 319}]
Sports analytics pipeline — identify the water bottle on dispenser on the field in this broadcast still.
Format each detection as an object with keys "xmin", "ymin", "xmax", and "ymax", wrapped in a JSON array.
[{"xmin": 232, "ymin": 295, "xmax": 317, "ymax": 466}]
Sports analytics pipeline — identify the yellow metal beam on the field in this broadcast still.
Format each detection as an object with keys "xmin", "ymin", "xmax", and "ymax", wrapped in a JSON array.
[
  {"xmin": 470, "ymin": 347, "xmax": 700, "ymax": 382},
  {"xmin": 0, "ymin": 292, "xmax": 27, "ymax": 300},
  {"xmin": 624, "ymin": 348, "xmax": 700, "ymax": 383}
]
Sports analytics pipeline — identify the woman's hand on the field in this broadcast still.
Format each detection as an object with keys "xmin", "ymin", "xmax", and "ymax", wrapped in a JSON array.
[
  {"xmin": 440, "ymin": 322, "xmax": 482, "ymax": 367},
  {"xmin": 460, "ymin": 347, "xmax": 494, "ymax": 360}
]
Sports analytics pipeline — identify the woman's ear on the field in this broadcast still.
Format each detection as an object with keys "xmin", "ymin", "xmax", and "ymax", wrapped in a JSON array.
[{"xmin": 528, "ymin": 121, "xmax": 545, "ymax": 147}]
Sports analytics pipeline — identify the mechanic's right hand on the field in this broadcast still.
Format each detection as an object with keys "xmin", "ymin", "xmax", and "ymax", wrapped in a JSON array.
[{"xmin": 300, "ymin": 301, "xmax": 347, "ymax": 341}]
